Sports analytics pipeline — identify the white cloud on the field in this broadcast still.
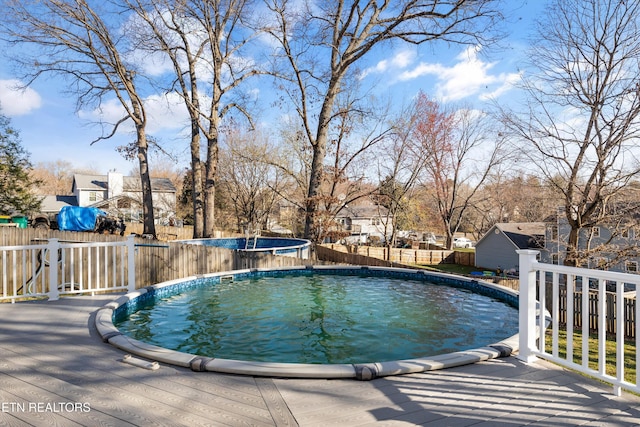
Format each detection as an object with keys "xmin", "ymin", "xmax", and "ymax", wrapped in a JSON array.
[
  {"xmin": 360, "ymin": 49, "xmax": 417, "ymax": 79},
  {"xmin": 0, "ymin": 79, "xmax": 42, "ymax": 116},
  {"xmin": 78, "ymin": 91, "xmax": 190, "ymax": 135},
  {"xmin": 391, "ymin": 50, "xmax": 416, "ymax": 68},
  {"xmin": 398, "ymin": 46, "xmax": 521, "ymax": 102}
]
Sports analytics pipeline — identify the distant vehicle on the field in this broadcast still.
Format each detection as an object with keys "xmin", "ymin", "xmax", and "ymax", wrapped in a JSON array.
[
  {"xmin": 453, "ymin": 237, "xmax": 473, "ymax": 248},
  {"xmin": 57, "ymin": 206, "xmax": 125, "ymax": 235},
  {"xmin": 30, "ymin": 212, "xmax": 56, "ymax": 230}
]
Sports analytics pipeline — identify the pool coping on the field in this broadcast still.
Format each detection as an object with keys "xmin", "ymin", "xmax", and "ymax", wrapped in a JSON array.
[{"xmin": 95, "ymin": 265, "xmax": 522, "ymax": 380}]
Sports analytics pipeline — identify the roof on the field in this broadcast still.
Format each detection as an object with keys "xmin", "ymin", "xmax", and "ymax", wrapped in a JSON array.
[
  {"xmin": 72, "ymin": 174, "xmax": 176, "ymax": 193},
  {"xmin": 40, "ymin": 195, "xmax": 78, "ymax": 212},
  {"xmin": 335, "ymin": 204, "xmax": 389, "ymax": 219},
  {"xmin": 480, "ymin": 222, "xmax": 546, "ymax": 250}
]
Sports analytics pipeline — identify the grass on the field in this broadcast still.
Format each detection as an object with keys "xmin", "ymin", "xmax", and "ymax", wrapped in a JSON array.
[{"xmin": 545, "ymin": 329, "xmax": 637, "ymax": 385}]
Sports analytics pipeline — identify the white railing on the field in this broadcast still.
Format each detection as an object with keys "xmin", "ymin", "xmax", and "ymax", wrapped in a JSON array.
[
  {"xmin": 518, "ymin": 250, "xmax": 640, "ymax": 396},
  {"xmin": 1, "ymin": 236, "xmax": 136, "ymax": 302}
]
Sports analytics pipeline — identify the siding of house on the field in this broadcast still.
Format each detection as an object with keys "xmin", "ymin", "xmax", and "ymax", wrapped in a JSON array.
[
  {"xmin": 545, "ymin": 220, "xmax": 640, "ymax": 273},
  {"xmin": 71, "ymin": 174, "xmax": 177, "ymax": 223},
  {"xmin": 475, "ymin": 228, "xmax": 520, "ymax": 271}
]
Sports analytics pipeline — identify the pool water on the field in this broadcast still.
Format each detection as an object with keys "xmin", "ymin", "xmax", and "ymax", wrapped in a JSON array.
[{"xmin": 115, "ymin": 274, "xmax": 517, "ymax": 364}]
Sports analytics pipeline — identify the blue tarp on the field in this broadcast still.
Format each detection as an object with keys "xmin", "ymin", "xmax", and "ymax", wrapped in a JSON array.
[{"xmin": 57, "ymin": 206, "xmax": 106, "ymax": 232}]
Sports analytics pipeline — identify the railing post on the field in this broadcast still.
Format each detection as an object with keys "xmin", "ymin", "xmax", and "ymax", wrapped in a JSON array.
[
  {"xmin": 127, "ymin": 235, "xmax": 136, "ymax": 292},
  {"xmin": 47, "ymin": 238, "xmax": 60, "ymax": 301},
  {"xmin": 517, "ymin": 249, "xmax": 540, "ymax": 363}
]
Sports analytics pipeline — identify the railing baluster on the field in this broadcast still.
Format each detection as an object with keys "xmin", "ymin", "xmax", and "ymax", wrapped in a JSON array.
[
  {"xmin": 615, "ymin": 280, "xmax": 624, "ymax": 397},
  {"xmin": 539, "ymin": 269, "xmax": 547, "ymax": 353},
  {"xmin": 2, "ymin": 251, "xmax": 6, "ymax": 299},
  {"xmin": 47, "ymin": 239, "xmax": 59, "ymax": 301},
  {"xmin": 552, "ymin": 271, "xmax": 559, "ymax": 357},
  {"xmin": 12, "ymin": 251, "xmax": 17, "ymax": 299},
  {"xmin": 582, "ymin": 274, "xmax": 589, "ymax": 370},
  {"xmin": 567, "ymin": 273, "xmax": 574, "ymax": 364},
  {"xmin": 597, "ymin": 278, "xmax": 606, "ymax": 377}
]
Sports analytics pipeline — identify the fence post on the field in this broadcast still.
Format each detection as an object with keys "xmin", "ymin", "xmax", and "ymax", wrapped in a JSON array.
[
  {"xmin": 127, "ymin": 235, "xmax": 136, "ymax": 292},
  {"xmin": 517, "ymin": 249, "xmax": 540, "ymax": 363},
  {"xmin": 47, "ymin": 238, "xmax": 60, "ymax": 301}
]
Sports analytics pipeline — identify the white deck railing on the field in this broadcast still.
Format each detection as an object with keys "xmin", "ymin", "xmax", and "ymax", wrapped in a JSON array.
[
  {"xmin": 518, "ymin": 250, "xmax": 640, "ymax": 396},
  {"xmin": 1, "ymin": 236, "xmax": 136, "ymax": 302}
]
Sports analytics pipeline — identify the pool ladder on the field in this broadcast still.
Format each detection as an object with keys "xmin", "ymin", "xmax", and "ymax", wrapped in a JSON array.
[{"xmin": 244, "ymin": 234, "xmax": 259, "ymax": 250}]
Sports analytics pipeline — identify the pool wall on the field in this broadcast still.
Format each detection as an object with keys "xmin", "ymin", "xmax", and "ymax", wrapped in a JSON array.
[
  {"xmin": 178, "ymin": 237, "xmax": 312, "ymax": 259},
  {"xmin": 96, "ymin": 265, "xmax": 521, "ymax": 380}
]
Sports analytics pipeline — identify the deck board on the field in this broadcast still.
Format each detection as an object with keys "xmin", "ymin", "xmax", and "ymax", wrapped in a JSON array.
[{"xmin": 1, "ymin": 295, "xmax": 640, "ymax": 426}]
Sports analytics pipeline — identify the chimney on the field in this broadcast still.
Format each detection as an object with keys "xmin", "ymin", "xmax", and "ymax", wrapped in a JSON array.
[{"xmin": 108, "ymin": 171, "xmax": 123, "ymax": 199}]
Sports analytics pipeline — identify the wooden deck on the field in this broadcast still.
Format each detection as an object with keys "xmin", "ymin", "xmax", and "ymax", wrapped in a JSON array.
[{"xmin": 1, "ymin": 296, "xmax": 639, "ymax": 426}]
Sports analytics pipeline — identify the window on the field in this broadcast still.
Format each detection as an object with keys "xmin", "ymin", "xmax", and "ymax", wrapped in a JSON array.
[
  {"xmin": 591, "ymin": 226, "xmax": 600, "ymax": 237},
  {"xmin": 550, "ymin": 225, "xmax": 558, "ymax": 240},
  {"xmin": 622, "ymin": 228, "xmax": 634, "ymax": 239},
  {"xmin": 89, "ymin": 191, "xmax": 97, "ymax": 202},
  {"xmin": 626, "ymin": 261, "xmax": 638, "ymax": 273},
  {"xmin": 117, "ymin": 199, "xmax": 131, "ymax": 209}
]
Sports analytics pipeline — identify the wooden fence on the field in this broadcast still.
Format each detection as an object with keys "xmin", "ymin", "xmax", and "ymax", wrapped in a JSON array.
[
  {"xmin": 320, "ymin": 244, "xmax": 475, "ymax": 266},
  {"xmin": 133, "ymin": 241, "xmax": 316, "ymax": 288},
  {"xmin": 553, "ymin": 286, "xmax": 636, "ymax": 340}
]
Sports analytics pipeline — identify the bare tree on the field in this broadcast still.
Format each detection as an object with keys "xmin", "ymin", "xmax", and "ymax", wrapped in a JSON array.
[
  {"xmin": 469, "ymin": 173, "xmax": 562, "ymax": 238},
  {"xmin": 375, "ymin": 102, "xmax": 431, "ymax": 255},
  {"xmin": 1, "ymin": 0, "xmax": 157, "ymax": 236},
  {"xmin": 500, "ymin": 0, "xmax": 640, "ymax": 266},
  {"xmin": 412, "ymin": 93, "xmax": 505, "ymax": 249},
  {"xmin": 264, "ymin": 0, "xmax": 503, "ymax": 241},
  {"xmin": 127, "ymin": 0, "xmax": 259, "ymax": 238},
  {"xmin": 31, "ymin": 160, "xmax": 77, "ymax": 196},
  {"xmin": 218, "ymin": 129, "xmax": 286, "ymax": 233}
]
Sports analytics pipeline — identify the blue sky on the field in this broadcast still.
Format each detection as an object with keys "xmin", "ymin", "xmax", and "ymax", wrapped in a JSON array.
[{"xmin": 0, "ymin": 1, "xmax": 543, "ymax": 176}]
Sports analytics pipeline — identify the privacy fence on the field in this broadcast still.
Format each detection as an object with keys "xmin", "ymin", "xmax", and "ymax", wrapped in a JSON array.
[{"xmin": 319, "ymin": 244, "xmax": 475, "ymax": 266}]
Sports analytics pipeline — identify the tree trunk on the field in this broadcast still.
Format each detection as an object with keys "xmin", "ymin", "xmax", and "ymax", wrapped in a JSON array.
[
  {"xmin": 190, "ymin": 127, "xmax": 204, "ymax": 238},
  {"xmin": 135, "ymin": 124, "xmax": 156, "ymax": 238},
  {"xmin": 204, "ymin": 131, "xmax": 219, "ymax": 238},
  {"xmin": 304, "ymin": 143, "xmax": 326, "ymax": 242},
  {"xmin": 564, "ymin": 226, "xmax": 580, "ymax": 267}
]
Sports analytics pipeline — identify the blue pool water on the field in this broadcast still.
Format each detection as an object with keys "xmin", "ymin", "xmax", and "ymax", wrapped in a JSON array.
[{"xmin": 114, "ymin": 272, "xmax": 518, "ymax": 364}]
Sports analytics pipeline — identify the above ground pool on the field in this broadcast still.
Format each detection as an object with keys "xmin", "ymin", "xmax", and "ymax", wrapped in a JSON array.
[
  {"xmin": 96, "ymin": 266, "xmax": 520, "ymax": 380},
  {"xmin": 179, "ymin": 237, "xmax": 311, "ymax": 259}
]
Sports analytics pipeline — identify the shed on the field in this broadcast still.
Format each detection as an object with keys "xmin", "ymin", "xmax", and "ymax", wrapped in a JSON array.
[{"xmin": 475, "ymin": 222, "xmax": 545, "ymax": 273}]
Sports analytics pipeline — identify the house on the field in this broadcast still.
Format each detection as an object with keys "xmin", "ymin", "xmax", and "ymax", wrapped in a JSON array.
[
  {"xmin": 40, "ymin": 195, "xmax": 78, "ymax": 214},
  {"xmin": 71, "ymin": 172, "xmax": 177, "ymax": 224},
  {"xmin": 332, "ymin": 204, "xmax": 392, "ymax": 244},
  {"xmin": 542, "ymin": 213, "xmax": 640, "ymax": 274},
  {"xmin": 475, "ymin": 222, "xmax": 546, "ymax": 272}
]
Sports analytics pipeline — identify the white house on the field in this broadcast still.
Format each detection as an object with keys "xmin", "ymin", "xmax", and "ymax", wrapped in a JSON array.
[
  {"xmin": 71, "ymin": 172, "xmax": 177, "ymax": 224},
  {"xmin": 332, "ymin": 204, "xmax": 393, "ymax": 244}
]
